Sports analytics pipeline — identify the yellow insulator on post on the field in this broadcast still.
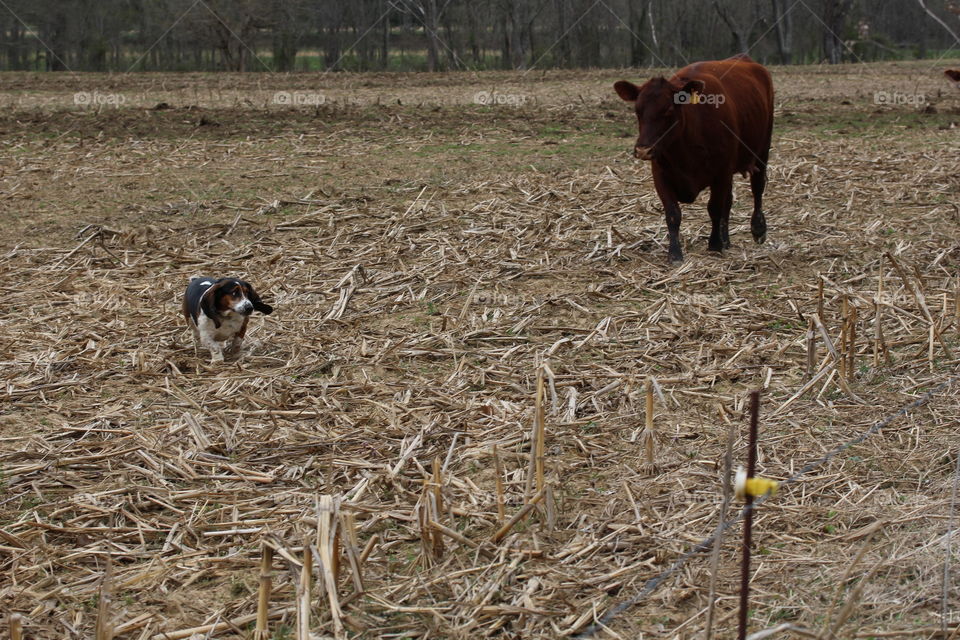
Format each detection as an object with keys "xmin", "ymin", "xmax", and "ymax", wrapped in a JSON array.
[{"xmin": 734, "ymin": 467, "xmax": 780, "ymax": 501}]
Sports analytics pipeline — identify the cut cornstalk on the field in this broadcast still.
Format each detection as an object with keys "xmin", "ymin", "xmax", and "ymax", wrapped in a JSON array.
[
  {"xmin": 840, "ymin": 296, "xmax": 849, "ymax": 381},
  {"xmin": 10, "ymin": 614, "xmax": 22, "ymax": 640},
  {"xmin": 491, "ymin": 488, "xmax": 546, "ymax": 543},
  {"xmin": 817, "ymin": 276, "xmax": 824, "ymax": 322},
  {"xmin": 955, "ymin": 276, "xmax": 960, "ymax": 322},
  {"xmin": 640, "ymin": 378, "xmax": 656, "ymax": 474},
  {"xmin": 873, "ymin": 300, "xmax": 883, "ymax": 367},
  {"xmin": 431, "ymin": 458, "xmax": 445, "ymax": 559},
  {"xmin": 296, "ymin": 537, "xmax": 312, "ymax": 640},
  {"xmin": 432, "ymin": 456, "xmax": 444, "ymax": 518},
  {"xmin": 418, "ymin": 478, "xmax": 435, "ymax": 564},
  {"xmin": 847, "ymin": 304, "xmax": 857, "ymax": 379},
  {"xmin": 95, "ymin": 558, "xmax": 113, "ymax": 640},
  {"xmin": 254, "ymin": 542, "xmax": 273, "ymax": 640},
  {"xmin": 493, "ymin": 445, "xmax": 506, "ymax": 525},
  {"xmin": 340, "ymin": 512, "xmax": 365, "ymax": 594},
  {"xmin": 316, "ymin": 495, "xmax": 343, "ymax": 636},
  {"xmin": 525, "ymin": 365, "xmax": 546, "ymax": 500}
]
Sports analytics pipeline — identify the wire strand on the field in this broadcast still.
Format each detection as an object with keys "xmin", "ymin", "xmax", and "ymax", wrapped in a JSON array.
[{"xmin": 574, "ymin": 375, "xmax": 956, "ymax": 638}]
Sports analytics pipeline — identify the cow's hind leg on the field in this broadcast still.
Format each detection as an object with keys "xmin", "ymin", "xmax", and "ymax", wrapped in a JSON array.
[
  {"xmin": 750, "ymin": 155, "xmax": 769, "ymax": 244},
  {"xmin": 707, "ymin": 178, "xmax": 733, "ymax": 252}
]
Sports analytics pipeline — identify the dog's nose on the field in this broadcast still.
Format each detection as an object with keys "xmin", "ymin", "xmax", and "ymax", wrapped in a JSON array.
[{"xmin": 241, "ymin": 302, "xmax": 254, "ymax": 314}]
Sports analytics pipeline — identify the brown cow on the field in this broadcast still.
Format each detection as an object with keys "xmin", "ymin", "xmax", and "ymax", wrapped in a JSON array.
[
  {"xmin": 614, "ymin": 54, "xmax": 774, "ymax": 262},
  {"xmin": 946, "ymin": 69, "xmax": 960, "ymax": 84}
]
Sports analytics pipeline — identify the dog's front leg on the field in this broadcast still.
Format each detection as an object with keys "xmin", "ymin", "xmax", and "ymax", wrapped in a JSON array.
[
  {"xmin": 228, "ymin": 335, "xmax": 243, "ymax": 357},
  {"xmin": 201, "ymin": 335, "xmax": 225, "ymax": 363}
]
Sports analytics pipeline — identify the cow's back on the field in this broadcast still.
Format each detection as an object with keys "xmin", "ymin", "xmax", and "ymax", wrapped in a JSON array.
[{"xmin": 672, "ymin": 55, "xmax": 774, "ymax": 175}]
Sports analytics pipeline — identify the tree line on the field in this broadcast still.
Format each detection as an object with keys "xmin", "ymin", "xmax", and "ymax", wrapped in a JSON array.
[{"xmin": 0, "ymin": 0, "xmax": 956, "ymax": 72}]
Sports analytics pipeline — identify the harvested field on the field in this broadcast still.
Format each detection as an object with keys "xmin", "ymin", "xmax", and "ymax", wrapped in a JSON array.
[{"xmin": 2, "ymin": 61, "xmax": 960, "ymax": 639}]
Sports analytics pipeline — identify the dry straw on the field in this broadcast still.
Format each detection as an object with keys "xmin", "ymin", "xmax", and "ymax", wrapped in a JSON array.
[{"xmin": 2, "ymin": 66, "xmax": 960, "ymax": 639}]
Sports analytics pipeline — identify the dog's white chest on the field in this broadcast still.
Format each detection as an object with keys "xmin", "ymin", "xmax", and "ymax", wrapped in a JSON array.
[{"xmin": 198, "ymin": 312, "xmax": 245, "ymax": 342}]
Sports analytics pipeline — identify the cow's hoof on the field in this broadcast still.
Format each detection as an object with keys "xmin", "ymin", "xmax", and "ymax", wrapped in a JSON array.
[
  {"xmin": 751, "ymin": 216, "xmax": 767, "ymax": 244},
  {"xmin": 668, "ymin": 253, "xmax": 684, "ymax": 264}
]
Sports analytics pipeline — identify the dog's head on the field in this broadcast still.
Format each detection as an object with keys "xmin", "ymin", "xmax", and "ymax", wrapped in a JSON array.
[{"xmin": 200, "ymin": 278, "xmax": 273, "ymax": 327}]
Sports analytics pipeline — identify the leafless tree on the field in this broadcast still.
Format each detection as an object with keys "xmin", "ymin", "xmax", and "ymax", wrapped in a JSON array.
[
  {"xmin": 0, "ymin": 0, "xmax": 956, "ymax": 71},
  {"xmin": 770, "ymin": 0, "xmax": 794, "ymax": 63},
  {"xmin": 712, "ymin": 0, "xmax": 768, "ymax": 53}
]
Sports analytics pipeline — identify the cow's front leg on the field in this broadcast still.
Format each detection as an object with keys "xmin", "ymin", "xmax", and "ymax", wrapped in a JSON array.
[
  {"xmin": 653, "ymin": 166, "xmax": 684, "ymax": 262},
  {"xmin": 665, "ymin": 202, "xmax": 684, "ymax": 262},
  {"xmin": 707, "ymin": 177, "xmax": 733, "ymax": 252}
]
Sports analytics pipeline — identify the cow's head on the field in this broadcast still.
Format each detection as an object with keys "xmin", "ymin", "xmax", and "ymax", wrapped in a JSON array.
[{"xmin": 614, "ymin": 77, "xmax": 705, "ymax": 161}]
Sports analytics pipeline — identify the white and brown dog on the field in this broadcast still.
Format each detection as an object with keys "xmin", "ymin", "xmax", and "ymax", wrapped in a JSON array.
[{"xmin": 182, "ymin": 277, "xmax": 273, "ymax": 362}]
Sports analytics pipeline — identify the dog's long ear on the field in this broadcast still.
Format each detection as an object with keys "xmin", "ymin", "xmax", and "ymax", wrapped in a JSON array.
[
  {"xmin": 244, "ymin": 281, "xmax": 273, "ymax": 315},
  {"xmin": 200, "ymin": 281, "xmax": 224, "ymax": 328}
]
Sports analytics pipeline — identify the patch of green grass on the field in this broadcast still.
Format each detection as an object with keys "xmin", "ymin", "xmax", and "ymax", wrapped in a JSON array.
[
  {"xmin": 767, "ymin": 319, "xmax": 798, "ymax": 332},
  {"xmin": 230, "ymin": 576, "xmax": 247, "ymax": 597},
  {"xmin": 539, "ymin": 124, "xmax": 569, "ymax": 137},
  {"xmin": 770, "ymin": 607, "xmax": 796, "ymax": 621},
  {"xmin": 780, "ymin": 108, "xmax": 958, "ymax": 145},
  {"xmin": 407, "ymin": 134, "xmax": 619, "ymax": 171}
]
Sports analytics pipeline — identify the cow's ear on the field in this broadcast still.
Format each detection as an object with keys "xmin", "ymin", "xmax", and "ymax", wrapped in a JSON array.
[
  {"xmin": 679, "ymin": 79, "xmax": 706, "ymax": 98},
  {"xmin": 614, "ymin": 80, "xmax": 640, "ymax": 102}
]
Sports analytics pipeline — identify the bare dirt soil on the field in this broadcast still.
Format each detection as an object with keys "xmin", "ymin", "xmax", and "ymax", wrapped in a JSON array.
[{"xmin": 2, "ymin": 61, "xmax": 960, "ymax": 639}]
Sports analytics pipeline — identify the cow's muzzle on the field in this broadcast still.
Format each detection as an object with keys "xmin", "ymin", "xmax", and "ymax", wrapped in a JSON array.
[{"xmin": 633, "ymin": 146, "xmax": 654, "ymax": 161}]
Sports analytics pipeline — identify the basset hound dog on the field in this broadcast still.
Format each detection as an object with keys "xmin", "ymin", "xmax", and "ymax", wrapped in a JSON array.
[{"xmin": 182, "ymin": 277, "xmax": 273, "ymax": 362}]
